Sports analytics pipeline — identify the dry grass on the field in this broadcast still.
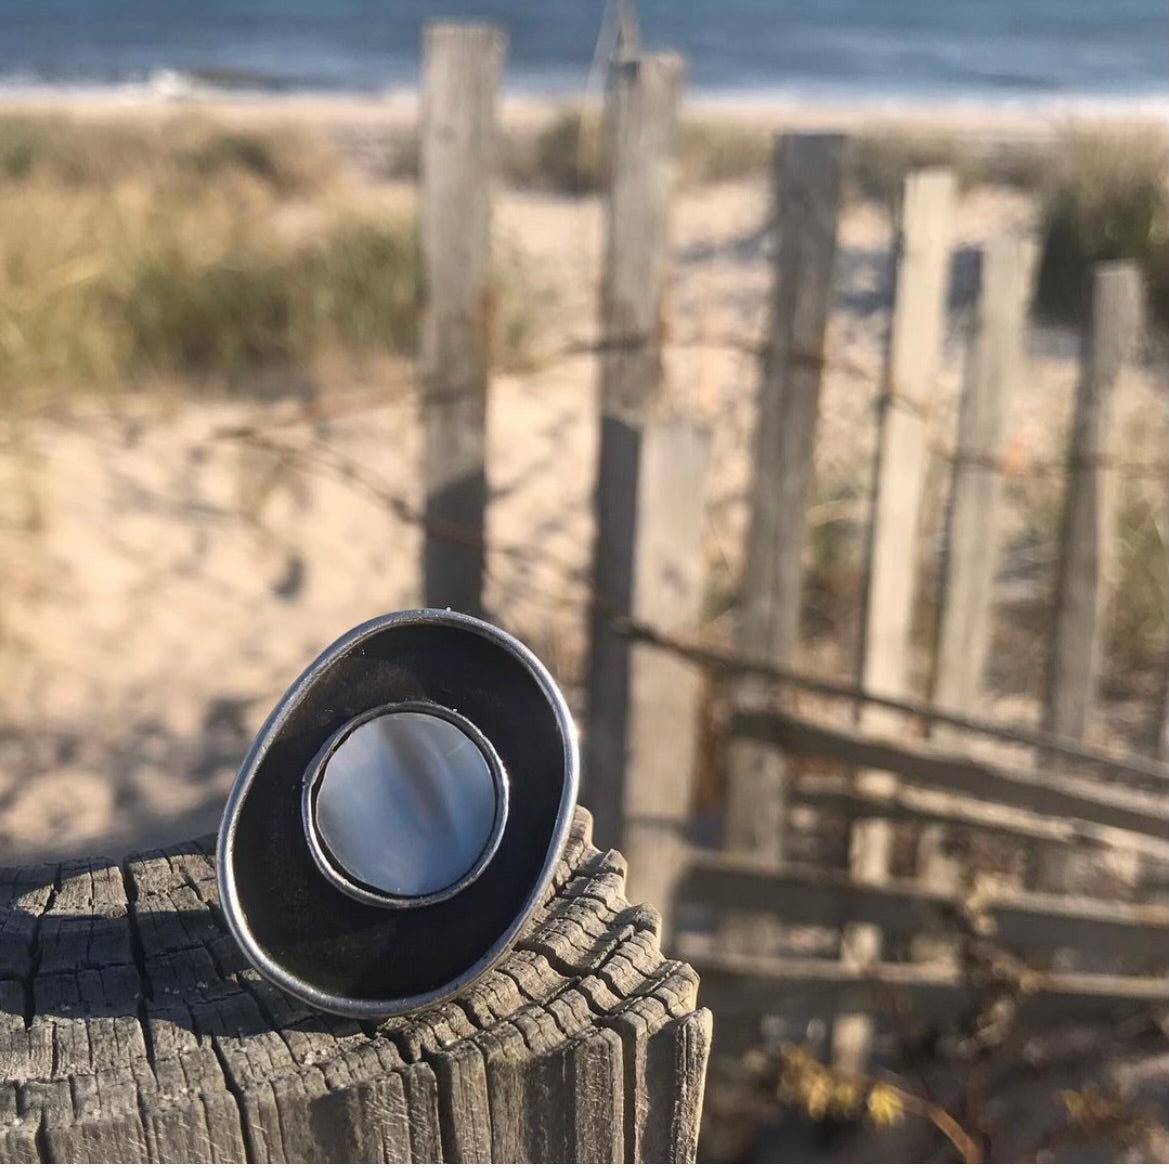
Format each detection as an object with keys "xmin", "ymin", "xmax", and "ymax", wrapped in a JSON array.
[
  {"xmin": 518, "ymin": 116, "xmax": 1058, "ymax": 203},
  {"xmin": 0, "ymin": 113, "xmax": 539, "ymax": 408},
  {"xmin": 1105, "ymin": 410, "xmax": 1168, "ymax": 703},
  {"xmin": 0, "ymin": 112, "xmax": 338, "ymax": 194},
  {"xmin": 510, "ymin": 108, "xmax": 602, "ymax": 193},
  {"xmin": 844, "ymin": 130, "xmax": 1052, "ymax": 206},
  {"xmin": 678, "ymin": 119, "xmax": 772, "ymax": 186},
  {"xmin": 507, "ymin": 108, "xmax": 772, "ymax": 195},
  {"xmin": 1035, "ymin": 128, "xmax": 1168, "ymax": 327},
  {"xmin": 845, "ymin": 125, "xmax": 1167, "ymax": 327}
]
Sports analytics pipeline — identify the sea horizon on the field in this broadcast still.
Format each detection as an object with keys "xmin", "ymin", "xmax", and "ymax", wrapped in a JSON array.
[
  {"xmin": 0, "ymin": 0, "xmax": 1164, "ymax": 109},
  {"xmin": 1, "ymin": 73, "xmax": 1165, "ymax": 123}
]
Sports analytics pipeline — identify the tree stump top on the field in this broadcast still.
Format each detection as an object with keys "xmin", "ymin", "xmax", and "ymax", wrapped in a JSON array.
[{"xmin": 0, "ymin": 808, "xmax": 710, "ymax": 1162}]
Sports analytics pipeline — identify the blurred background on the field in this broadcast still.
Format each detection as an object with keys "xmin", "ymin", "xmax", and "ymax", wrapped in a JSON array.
[{"xmin": 0, "ymin": 0, "xmax": 1166, "ymax": 1160}]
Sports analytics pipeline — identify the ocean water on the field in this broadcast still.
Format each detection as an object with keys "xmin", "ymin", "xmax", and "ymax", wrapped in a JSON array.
[{"xmin": 0, "ymin": 0, "xmax": 1164, "ymax": 104}]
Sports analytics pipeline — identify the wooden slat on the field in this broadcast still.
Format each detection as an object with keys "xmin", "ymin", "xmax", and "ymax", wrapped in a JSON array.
[
  {"xmin": 1036, "ymin": 262, "xmax": 1145, "ymax": 903},
  {"xmin": 679, "ymin": 850, "xmax": 1169, "ymax": 960},
  {"xmin": 620, "ymin": 619, "xmax": 1169, "ymax": 786},
  {"xmin": 585, "ymin": 51, "xmax": 684, "ymax": 852},
  {"xmin": 932, "ymin": 235, "xmax": 1035, "ymax": 720},
  {"xmin": 1046, "ymin": 261, "xmax": 1144, "ymax": 743},
  {"xmin": 722, "ymin": 133, "xmax": 843, "ymax": 950},
  {"xmin": 419, "ymin": 22, "xmax": 505, "ymax": 614},
  {"xmin": 734, "ymin": 707, "xmax": 1169, "ymax": 840},
  {"xmin": 841, "ymin": 168, "xmax": 955, "ymax": 1070},
  {"xmin": 735, "ymin": 134, "xmax": 844, "ymax": 668},
  {"xmin": 919, "ymin": 234, "xmax": 1035, "ymax": 934},
  {"xmin": 860, "ymin": 168, "xmax": 957, "ymax": 710},
  {"xmin": 622, "ymin": 419, "xmax": 711, "ymax": 928},
  {"xmin": 683, "ymin": 944, "xmax": 1169, "ymax": 1031},
  {"xmin": 790, "ymin": 772, "xmax": 1168, "ymax": 862}
]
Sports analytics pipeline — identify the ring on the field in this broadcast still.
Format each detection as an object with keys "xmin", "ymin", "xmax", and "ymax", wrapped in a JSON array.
[{"xmin": 217, "ymin": 609, "xmax": 579, "ymax": 1018}]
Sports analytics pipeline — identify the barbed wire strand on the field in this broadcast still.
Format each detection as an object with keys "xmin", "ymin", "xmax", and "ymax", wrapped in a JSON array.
[
  {"xmin": 209, "ymin": 331, "xmax": 1168, "ymax": 487},
  {"xmin": 217, "ymin": 424, "xmax": 1169, "ymax": 785}
]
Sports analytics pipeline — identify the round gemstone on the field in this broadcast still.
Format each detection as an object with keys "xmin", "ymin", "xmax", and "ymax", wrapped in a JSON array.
[{"xmin": 314, "ymin": 710, "xmax": 500, "ymax": 900}]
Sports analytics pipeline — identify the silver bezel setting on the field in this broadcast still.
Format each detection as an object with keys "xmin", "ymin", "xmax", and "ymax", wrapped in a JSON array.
[{"xmin": 300, "ymin": 699, "xmax": 510, "ymax": 909}]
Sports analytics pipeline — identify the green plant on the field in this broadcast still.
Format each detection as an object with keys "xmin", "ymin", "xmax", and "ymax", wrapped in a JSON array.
[
  {"xmin": 0, "ymin": 112, "xmax": 338, "ymax": 195},
  {"xmin": 515, "ymin": 109, "xmax": 605, "ymax": 195},
  {"xmin": 488, "ymin": 251, "xmax": 543, "ymax": 371},
  {"xmin": 678, "ymin": 119, "xmax": 770, "ymax": 186},
  {"xmin": 1035, "ymin": 129, "xmax": 1168, "ymax": 326},
  {"xmin": 1105, "ymin": 477, "xmax": 1168, "ymax": 698},
  {"xmin": 845, "ymin": 131, "xmax": 985, "ymax": 207},
  {"xmin": 0, "ymin": 113, "xmax": 542, "ymax": 405},
  {"xmin": 289, "ymin": 219, "xmax": 420, "ymax": 358},
  {"xmin": 511, "ymin": 110, "xmax": 770, "ymax": 195}
]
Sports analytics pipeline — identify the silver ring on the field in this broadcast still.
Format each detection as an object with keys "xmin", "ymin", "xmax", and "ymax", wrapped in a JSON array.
[{"xmin": 217, "ymin": 609, "xmax": 578, "ymax": 1018}]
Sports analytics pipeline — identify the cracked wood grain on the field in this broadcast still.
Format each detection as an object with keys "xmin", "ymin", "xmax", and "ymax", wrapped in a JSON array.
[{"xmin": 0, "ymin": 808, "xmax": 709, "ymax": 1163}]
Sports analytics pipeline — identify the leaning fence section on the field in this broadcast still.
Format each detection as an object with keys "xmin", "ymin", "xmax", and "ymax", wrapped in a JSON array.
[{"xmin": 409, "ymin": 22, "xmax": 1168, "ymax": 1080}]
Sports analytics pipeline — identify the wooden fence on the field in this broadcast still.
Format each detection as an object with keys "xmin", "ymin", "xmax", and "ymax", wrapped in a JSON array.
[{"xmin": 416, "ymin": 25, "xmax": 1168, "ymax": 1075}]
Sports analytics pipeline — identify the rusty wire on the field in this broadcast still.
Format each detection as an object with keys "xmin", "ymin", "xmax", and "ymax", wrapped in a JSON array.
[{"xmin": 214, "ymin": 422, "xmax": 1169, "ymax": 785}]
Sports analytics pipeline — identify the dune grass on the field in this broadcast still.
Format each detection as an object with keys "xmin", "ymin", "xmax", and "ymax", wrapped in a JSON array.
[
  {"xmin": 842, "ymin": 130, "xmax": 1060, "ymax": 206},
  {"xmin": 825, "ymin": 125, "xmax": 1167, "ymax": 327},
  {"xmin": 517, "ymin": 108, "xmax": 602, "ymax": 193},
  {"xmin": 1035, "ymin": 128, "xmax": 1168, "ymax": 327},
  {"xmin": 0, "ymin": 112, "xmax": 338, "ymax": 194},
  {"xmin": 0, "ymin": 113, "xmax": 538, "ymax": 408},
  {"xmin": 518, "ymin": 110, "xmax": 1063, "ymax": 200},
  {"xmin": 509, "ymin": 108, "xmax": 773, "ymax": 195},
  {"xmin": 0, "ymin": 176, "xmax": 417, "ymax": 404}
]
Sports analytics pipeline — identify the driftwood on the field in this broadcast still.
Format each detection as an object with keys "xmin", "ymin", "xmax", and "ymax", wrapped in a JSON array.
[{"xmin": 0, "ymin": 809, "xmax": 710, "ymax": 1163}]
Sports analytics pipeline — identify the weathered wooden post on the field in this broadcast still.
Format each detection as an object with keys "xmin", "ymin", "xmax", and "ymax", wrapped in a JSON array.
[
  {"xmin": 1045, "ymin": 262, "xmax": 1144, "ymax": 744},
  {"xmin": 1034, "ymin": 261, "xmax": 1144, "ymax": 898},
  {"xmin": 834, "ymin": 168, "xmax": 955, "ymax": 1071},
  {"xmin": 620, "ymin": 418, "xmax": 712, "ymax": 924},
  {"xmin": 419, "ymin": 23, "xmax": 504, "ymax": 615},
  {"xmin": 720, "ymin": 133, "xmax": 844, "ymax": 951},
  {"xmin": 920, "ymin": 235, "xmax": 1034, "ymax": 912},
  {"xmin": 0, "ymin": 812, "xmax": 711, "ymax": 1162},
  {"xmin": 584, "ymin": 50, "xmax": 685, "ymax": 853},
  {"xmin": 932, "ymin": 235, "xmax": 1034, "ymax": 725}
]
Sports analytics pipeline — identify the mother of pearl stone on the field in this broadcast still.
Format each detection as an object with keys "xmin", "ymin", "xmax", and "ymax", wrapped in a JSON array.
[{"xmin": 313, "ymin": 709, "xmax": 501, "ymax": 901}]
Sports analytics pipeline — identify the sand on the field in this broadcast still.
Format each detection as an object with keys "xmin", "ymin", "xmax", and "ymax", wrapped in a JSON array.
[{"xmin": 1, "ymin": 92, "xmax": 1165, "ymax": 864}]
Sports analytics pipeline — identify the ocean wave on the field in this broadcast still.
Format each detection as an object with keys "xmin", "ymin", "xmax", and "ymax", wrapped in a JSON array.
[
  {"xmin": 0, "ymin": 65, "xmax": 386, "ymax": 101},
  {"xmin": 0, "ymin": 66, "xmax": 1163, "ymax": 120}
]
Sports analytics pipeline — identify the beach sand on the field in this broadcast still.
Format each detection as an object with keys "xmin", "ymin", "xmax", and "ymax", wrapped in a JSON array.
[{"xmin": 1, "ymin": 92, "xmax": 1164, "ymax": 864}]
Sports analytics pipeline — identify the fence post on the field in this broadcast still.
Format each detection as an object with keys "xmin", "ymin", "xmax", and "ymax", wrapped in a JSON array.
[
  {"xmin": 720, "ymin": 134, "xmax": 844, "ymax": 951},
  {"xmin": 2, "ymin": 818, "xmax": 712, "ymax": 1162},
  {"xmin": 1034, "ymin": 262, "xmax": 1144, "ymax": 897},
  {"xmin": 584, "ymin": 51, "xmax": 684, "ymax": 851},
  {"xmin": 834, "ymin": 167, "xmax": 955, "ymax": 1072},
  {"xmin": 1046, "ymin": 262, "xmax": 1143, "ymax": 743},
  {"xmin": 919, "ymin": 236, "xmax": 1034, "ymax": 910},
  {"xmin": 622, "ymin": 418, "xmax": 712, "ymax": 927},
  {"xmin": 419, "ymin": 23, "xmax": 504, "ymax": 615},
  {"xmin": 932, "ymin": 236, "xmax": 1034, "ymax": 723}
]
